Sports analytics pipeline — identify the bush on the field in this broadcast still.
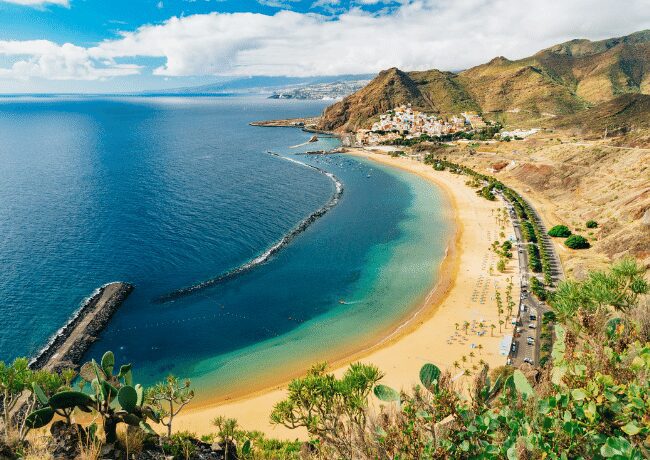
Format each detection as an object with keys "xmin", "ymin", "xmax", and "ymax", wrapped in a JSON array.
[
  {"xmin": 586, "ymin": 220, "xmax": 598, "ymax": 228},
  {"xmin": 521, "ymin": 221, "xmax": 537, "ymax": 243},
  {"xmin": 162, "ymin": 431, "xmax": 197, "ymax": 459},
  {"xmin": 530, "ymin": 276, "xmax": 547, "ymax": 300},
  {"xmin": 565, "ymin": 234, "xmax": 590, "ymax": 249},
  {"xmin": 548, "ymin": 225, "xmax": 572, "ymax": 237}
]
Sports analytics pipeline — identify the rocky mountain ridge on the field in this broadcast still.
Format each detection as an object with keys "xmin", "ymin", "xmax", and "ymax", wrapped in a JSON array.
[{"xmin": 318, "ymin": 30, "xmax": 650, "ymax": 132}]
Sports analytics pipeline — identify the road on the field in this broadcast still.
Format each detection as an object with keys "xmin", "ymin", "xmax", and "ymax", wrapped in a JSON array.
[{"xmin": 495, "ymin": 190, "xmax": 564, "ymax": 366}]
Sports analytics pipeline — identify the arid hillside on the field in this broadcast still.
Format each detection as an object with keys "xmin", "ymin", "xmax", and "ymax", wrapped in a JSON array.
[
  {"xmin": 433, "ymin": 136, "xmax": 650, "ymax": 276},
  {"xmin": 319, "ymin": 30, "xmax": 650, "ymax": 132}
]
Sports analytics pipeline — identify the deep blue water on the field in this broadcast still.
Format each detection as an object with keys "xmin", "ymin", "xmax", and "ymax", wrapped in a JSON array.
[{"xmin": 0, "ymin": 96, "xmax": 450, "ymax": 395}]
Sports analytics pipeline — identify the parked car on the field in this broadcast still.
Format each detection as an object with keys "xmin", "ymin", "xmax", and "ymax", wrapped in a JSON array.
[
  {"xmin": 523, "ymin": 358, "xmax": 534, "ymax": 365},
  {"xmin": 527, "ymin": 337, "xmax": 535, "ymax": 345},
  {"xmin": 528, "ymin": 323, "xmax": 536, "ymax": 329},
  {"xmin": 529, "ymin": 314, "xmax": 537, "ymax": 321},
  {"xmin": 511, "ymin": 342, "xmax": 518, "ymax": 353}
]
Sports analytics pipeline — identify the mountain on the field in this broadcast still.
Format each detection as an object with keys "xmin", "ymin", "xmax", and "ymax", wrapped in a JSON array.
[
  {"xmin": 145, "ymin": 74, "xmax": 374, "ymax": 95},
  {"xmin": 319, "ymin": 30, "xmax": 650, "ymax": 132},
  {"xmin": 551, "ymin": 93, "xmax": 650, "ymax": 134}
]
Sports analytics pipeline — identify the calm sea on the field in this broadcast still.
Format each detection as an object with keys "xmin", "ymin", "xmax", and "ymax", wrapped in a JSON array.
[{"xmin": 0, "ymin": 96, "xmax": 451, "ymax": 397}]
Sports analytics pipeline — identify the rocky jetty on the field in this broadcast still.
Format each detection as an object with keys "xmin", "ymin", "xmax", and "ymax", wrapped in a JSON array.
[{"xmin": 30, "ymin": 282, "xmax": 134, "ymax": 371}]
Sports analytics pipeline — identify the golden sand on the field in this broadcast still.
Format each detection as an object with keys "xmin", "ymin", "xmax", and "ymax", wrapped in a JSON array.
[{"xmin": 173, "ymin": 149, "xmax": 519, "ymax": 439}]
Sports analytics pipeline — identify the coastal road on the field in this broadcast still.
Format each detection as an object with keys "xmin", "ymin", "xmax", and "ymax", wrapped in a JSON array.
[{"xmin": 497, "ymin": 191, "xmax": 560, "ymax": 367}]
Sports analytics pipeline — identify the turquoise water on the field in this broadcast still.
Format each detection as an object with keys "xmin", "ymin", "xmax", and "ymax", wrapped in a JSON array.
[{"xmin": 0, "ymin": 96, "xmax": 451, "ymax": 397}]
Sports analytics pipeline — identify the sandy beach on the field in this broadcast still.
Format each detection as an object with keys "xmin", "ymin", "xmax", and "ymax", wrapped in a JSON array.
[{"xmin": 174, "ymin": 149, "xmax": 520, "ymax": 439}]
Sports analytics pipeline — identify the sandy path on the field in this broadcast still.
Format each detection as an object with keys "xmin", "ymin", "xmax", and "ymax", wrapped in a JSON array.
[{"xmin": 173, "ymin": 150, "xmax": 519, "ymax": 439}]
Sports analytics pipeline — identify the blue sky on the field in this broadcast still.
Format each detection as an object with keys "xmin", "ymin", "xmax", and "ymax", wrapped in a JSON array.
[{"xmin": 1, "ymin": 0, "xmax": 649, "ymax": 93}]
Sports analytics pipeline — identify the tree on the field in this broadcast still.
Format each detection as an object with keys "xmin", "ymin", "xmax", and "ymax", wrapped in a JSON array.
[
  {"xmin": 463, "ymin": 321, "xmax": 470, "ymax": 335},
  {"xmin": 565, "ymin": 234, "xmax": 590, "ymax": 249},
  {"xmin": 212, "ymin": 416, "xmax": 238, "ymax": 460},
  {"xmin": 497, "ymin": 258, "xmax": 506, "ymax": 272},
  {"xmin": 147, "ymin": 375, "xmax": 194, "ymax": 437},
  {"xmin": 586, "ymin": 220, "xmax": 598, "ymax": 228},
  {"xmin": 270, "ymin": 362, "xmax": 382, "ymax": 459},
  {"xmin": 0, "ymin": 358, "xmax": 32, "ymax": 439},
  {"xmin": 551, "ymin": 258, "xmax": 649, "ymax": 331},
  {"xmin": 548, "ymin": 225, "xmax": 572, "ymax": 237},
  {"xmin": 490, "ymin": 324, "xmax": 496, "ymax": 336}
]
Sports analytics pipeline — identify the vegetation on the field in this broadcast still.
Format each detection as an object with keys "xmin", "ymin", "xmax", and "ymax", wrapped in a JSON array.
[
  {"xmin": 586, "ymin": 220, "xmax": 599, "ymax": 229},
  {"xmin": 548, "ymin": 225, "xmax": 572, "ymax": 237},
  {"xmin": 527, "ymin": 244, "xmax": 542, "ymax": 273},
  {"xmin": 530, "ymin": 276, "xmax": 547, "ymax": 301},
  {"xmin": 270, "ymin": 259, "xmax": 650, "ymax": 459},
  {"xmin": 424, "ymin": 156, "xmax": 556, "ymax": 293},
  {"xmin": 1, "ymin": 260, "xmax": 648, "ymax": 459},
  {"xmin": 319, "ymin": 32, "xmax": 650, "ymax": 133},
  {"xmin": 270, "ymin": 362, "xmax": 382, "ymax": 458},
  {"xmin": 478, "ymin": 185, "xmax": 496, "ymax": 201},
  {"xmin": 147, "ymin": 374, "xmax": 195, "ymax": 437},
  {"xmin": 24, "ymin": 351, "xmax": 159, "ymax": 443},
  {"xmin": 565, "ymin": 234, "xmax": 591, "ymax": 249}
]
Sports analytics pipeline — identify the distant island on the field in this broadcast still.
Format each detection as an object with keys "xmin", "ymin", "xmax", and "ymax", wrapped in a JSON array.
[{"xmin": 268, "ymin": 79, "xmax": 370, "ymax": 100}]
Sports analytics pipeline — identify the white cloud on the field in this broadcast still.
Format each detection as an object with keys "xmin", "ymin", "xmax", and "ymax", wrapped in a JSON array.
[
  {"xmin": 0, "ymin": 40, "xmax": 140, "ymax": 80},
  {"xmin": 0, "ymin": 0, "xmax": 69, "ymax": 7},
  {"xmin": 3, "ymin": 0, "xmax": 650, "ymax": 81},
  {"xmin": 256, "ymin": 0, "xmax": 300, "ymax": 8}
]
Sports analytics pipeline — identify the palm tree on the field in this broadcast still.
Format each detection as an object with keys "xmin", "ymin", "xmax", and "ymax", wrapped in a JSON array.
[
  {"xmin": 454, "ymin": 322, "xmax": 459, "ymax": 331},
  {"xmin": 499, "ymin": 319, "xmax": 504, "ymax": 333},
  {"xmin": 490, "ymin": 324, "xmax": 496, "ymax": 336},
  {"xmin": 463, "ymin": 369, "xmax": 471, "ymax": 377},
  {"xmin": 453, "ymin": 361, "xmax": 460, "ymax": 369},
  {"xmin": 472, "ymin": 364, "xmax": 478, "ymax": 371},
  {"xmin": 461, "ymin": 355, "xmax": 467, "ymax": 364},
  {"xmin": 479, "ymin": 359, "xmax": 486, "ymax": 367},
  {"xmin": 463, "ymin": 321, "xmax": 470, "ymax": 335},
  {"xmin": 469, "ymin": 351, "xmax": 475, "ymax": 362},
  {"xmin": 477, "ymin": 344, "xmax": 483, "ymax": 355}
]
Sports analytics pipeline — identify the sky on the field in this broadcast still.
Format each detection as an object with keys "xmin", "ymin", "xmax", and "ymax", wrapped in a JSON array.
[{"xmin": 0, "ymin": 0, "xmax": 649, "ymax": 93}]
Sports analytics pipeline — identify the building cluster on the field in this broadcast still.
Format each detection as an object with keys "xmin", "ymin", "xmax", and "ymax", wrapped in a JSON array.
[
  {"xmin": 497, "ymin": 128, "xmax": 540, "ymax": 139},
  {"xmin": 355, "ymin": 105, "xmax": 486, "ymax": 145}
]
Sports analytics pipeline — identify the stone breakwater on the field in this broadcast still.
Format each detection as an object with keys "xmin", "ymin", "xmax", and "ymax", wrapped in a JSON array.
[
  {"xmin": 155, "ymin": 153, "xmax": 344, "ymax": 304},
  {"xmin": 29, "ymin": 282, "xmax": 134, "ymax": 371}
]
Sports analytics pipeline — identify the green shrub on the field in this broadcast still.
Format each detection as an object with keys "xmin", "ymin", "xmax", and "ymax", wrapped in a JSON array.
[
  {"xmin": 530, "ymin": 276, "xmax": 547, "ymax": 300},
  {"xmin": 521, "ymin": 221, "xmax": 537, "ymax": 242},
  {"xmin": 565, "ymin": 234, "xmax": 590, "ymax": 249},
  {"xmin": 548, "ymin": 224, "xmax": 572, "ymax": 237},
  {"xmin": 586, "ymin": 220, "xmax": 598, "ymax": 228},
  {"xmin": 162, "ymin": 431, "xmax": 197, "ymax": 459}
]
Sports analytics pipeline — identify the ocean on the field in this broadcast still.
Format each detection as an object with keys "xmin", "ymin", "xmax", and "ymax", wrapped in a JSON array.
[{"xmin": 0, "ymin": 95, "xmax": 451, "ymax": 398}]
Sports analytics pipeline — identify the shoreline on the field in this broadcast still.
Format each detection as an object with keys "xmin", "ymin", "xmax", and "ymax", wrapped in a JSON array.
[{"xmin": 175, "ymin": 149, "xmax": 519, "ymax": 438}]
